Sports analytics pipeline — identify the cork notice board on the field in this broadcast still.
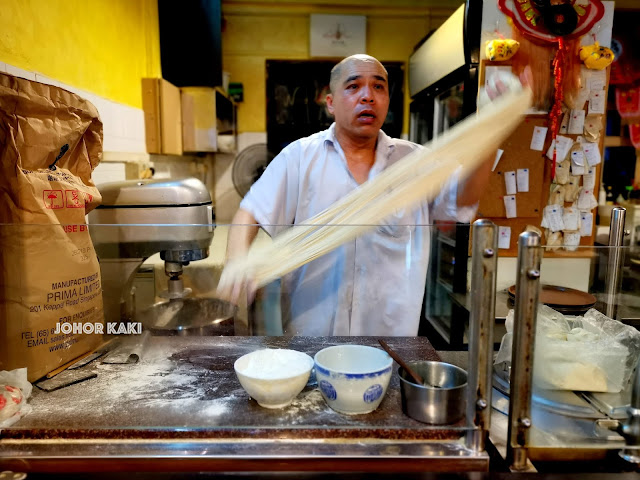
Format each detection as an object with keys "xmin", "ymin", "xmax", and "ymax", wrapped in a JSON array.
[
  {"xmin": 476, "ymin": 116, "xmax": 547, "ymax": 219},
  {"xmin": 474, "ymin": 60, "xmax": 607, "ymax": 257}
]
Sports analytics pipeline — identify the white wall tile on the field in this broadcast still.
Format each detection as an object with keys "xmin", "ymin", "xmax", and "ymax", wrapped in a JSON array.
[
  {"xmin": 34, "ymin": 73, "xmax": 53, "ymax": 85},
  {"xmin": 82, "ymin": 92, "xmax": 99, "ymax": 109},
  {"xmin": 105, "ymin": 136, "xmax": 126, "ymax": 153},
  {"xmin": 80, "ymin": 89, "xmax": 95, "ymax": 104},
  {"xmin": 89, "ymin": 96, "xmax": 106, "ymax": 118},
  {"xmin": 62, "ymin": 83, "xmax": 81, "ymax": 96},
  {"xmin": 5, "ymin": 61, "xmax": 147, "ymax": 156},
  {"xmin": 114, "ymin": 137, "xmax": 146, "ymax": 153},
  {"xmin": 38, "ymin": 76, "xmax": 61, "ymax": 88},
  {"xmin": 127, "ymin": 108, "xmax": 146, "ymax": 141},
  {"xmin": 111, "ymin": 104, "xmax": 128, "ymax": 139},
  {"xmin": 101, "ymin": 134, "xmax": 119, "ymax": 152},
  {"xmin": 94, "ymin": 99, "xmax": 114, "ymax": 136},
  {"xmin": 5, "ymin": 64, "xmax": 36, "ymax": 81},
  {"xmin": 120, "ymin": 104, "xmax": 137, "ymax": 139},
  {"xmin": 102, "ymin": 136, "xmax": 143, "ymax": 154},
  {"xmin": 237, "ymin": 132, "xmax": 267, "ymax": 152},
  {"xmin": 92, "ymin": 162, "xmax": 127, "ymax": 185}
]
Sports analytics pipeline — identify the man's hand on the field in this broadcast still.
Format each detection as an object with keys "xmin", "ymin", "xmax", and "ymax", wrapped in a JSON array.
[
  {"xmin": 480, "ymin": 66, "xmax": 533, "ymax": 106},
  {"xmin": 217, "ymin": 208, "xmax": 261, "ymax": 305},
  {"xmin": 217, "ymin": 259, "xmax": 258, "ymax": 306}
]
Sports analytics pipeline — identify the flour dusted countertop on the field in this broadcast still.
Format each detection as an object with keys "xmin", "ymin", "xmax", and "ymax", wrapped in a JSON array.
[
  {"xmin": 2, "ymin": 337, "xmax": 493, "ymax": 473},
  {"xmin": 6, "ymin": 336, "xmax": 451, "ymax": 436}
]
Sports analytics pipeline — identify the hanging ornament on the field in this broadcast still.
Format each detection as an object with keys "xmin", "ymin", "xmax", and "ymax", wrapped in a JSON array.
[
  {"xmin": 543, "ymin": 3, "xmax": 578, "ymax": 37},
  {"xmin": 580, "ymin": 42, "xmax": 615, "ymax": 70},
  {"xmin": 486, "ymin": 38, "xmax": 521, "ymax": 61}
]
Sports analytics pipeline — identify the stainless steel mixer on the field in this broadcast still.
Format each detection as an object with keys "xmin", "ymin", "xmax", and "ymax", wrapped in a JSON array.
[{"xmin": 88, "ymin": 178, "xmax": 234, "ymax": 334}]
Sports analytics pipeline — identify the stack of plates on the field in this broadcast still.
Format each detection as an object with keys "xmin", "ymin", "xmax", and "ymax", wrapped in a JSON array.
[{"xmin": 507, "ymin": 284, "xmax": 596, "ymax": 315}]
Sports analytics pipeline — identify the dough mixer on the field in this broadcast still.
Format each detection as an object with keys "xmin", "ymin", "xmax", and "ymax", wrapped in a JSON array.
[{"xmin": 88, "ymin": 178, "xmax": 215, "ymax": 327}]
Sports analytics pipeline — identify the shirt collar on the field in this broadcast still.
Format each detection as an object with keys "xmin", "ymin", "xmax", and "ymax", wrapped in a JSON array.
[{"xmin": 324, "ymin": 122, "xmax": 396, "ymax": 154}]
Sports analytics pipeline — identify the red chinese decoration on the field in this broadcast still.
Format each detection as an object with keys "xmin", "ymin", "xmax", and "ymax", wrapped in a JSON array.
[
  {"xmin": 630, "ymin": 124, "xmax": 640, "ymax": 150},
  {"xmin": 549, "ymin": 38, "xmax": 569, "ymax": 180},
  {"xmin": 498, "ymin": 0, "xmax": 606, "ymax": 180},
  {"xmin": 497, "ymin": 0, "xmax": 605, "ymax": 45},
  {"xmin": 615, "ymin": 87, "xmax": 640, "ymax": 119}
]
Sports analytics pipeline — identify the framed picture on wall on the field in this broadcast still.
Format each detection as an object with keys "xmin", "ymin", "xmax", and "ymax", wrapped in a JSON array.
[{"xmin": 310, "ymin": 14, "xmax": 366, "ymax": 58}]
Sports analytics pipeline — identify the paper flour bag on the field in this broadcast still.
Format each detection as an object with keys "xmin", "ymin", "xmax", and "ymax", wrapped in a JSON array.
[{"xmin": 0, "ymin": 72, "xmax": 104, "ymax": 381}]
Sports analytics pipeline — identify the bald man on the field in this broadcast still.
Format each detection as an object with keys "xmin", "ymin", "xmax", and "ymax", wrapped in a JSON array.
[{"xmin": 221, "ymin": 54, "xmax": 493, "ymax": 336}]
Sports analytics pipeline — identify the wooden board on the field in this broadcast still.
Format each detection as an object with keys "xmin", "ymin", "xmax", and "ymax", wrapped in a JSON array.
[
  {"xmin": 473, "ymin": 61, "xmax": 609, "ymax": 257},
  {"xmin": 141, "ymin": 78, "xmax": 161, "ymax": 154},
  {"xmin": 141, "ymin": 78, "xmax": 183, "ymax": 155},
  {"xmin": 159, "ymin": 79, "xmax": 183, "ymax": 155}
]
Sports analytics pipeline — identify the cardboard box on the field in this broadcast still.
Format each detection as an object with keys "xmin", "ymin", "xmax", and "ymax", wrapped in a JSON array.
[{"xmin": 141, "ymin": 78, "xmax": 183, "ymax": 155}]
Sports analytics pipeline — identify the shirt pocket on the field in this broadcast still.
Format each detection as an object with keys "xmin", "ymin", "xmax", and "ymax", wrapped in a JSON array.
[{"xmin": 377, "ymin": 208, "xmax": 417, "ymax": 239}]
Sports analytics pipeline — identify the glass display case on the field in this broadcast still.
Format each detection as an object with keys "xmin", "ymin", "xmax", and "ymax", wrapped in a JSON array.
[
  {"xmin": 1, "ymin": 220, "xmax": 639, "ymax": 474},
  {"xmin": 0, "ymin": 222, "xmax": 493, "ymax": 473}
]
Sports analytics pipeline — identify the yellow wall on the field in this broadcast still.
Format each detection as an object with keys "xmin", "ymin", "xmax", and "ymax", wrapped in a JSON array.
[
  {"xmin": 222, "ymin": 2, "xmax": 454, "ymax": 135},
  {"xmin": 0, "ymin": 0, "xmax": 161, "ymax": 108}
]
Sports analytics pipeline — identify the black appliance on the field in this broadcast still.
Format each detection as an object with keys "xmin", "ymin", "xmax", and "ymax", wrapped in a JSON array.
[
  {"xmin": 266, "ymin": 60, "xmax": 405, "ymax": 155},
  {"xmin": 409, "ymin": 1, "xmax": 483, "ymax": 348},
  {"xmin": 408, "ymin": 1, "xmax": 482, "ymax": 144},
  {"xmin": 158, "ymin": 0, "xmax": 223, "ymax": 87}
]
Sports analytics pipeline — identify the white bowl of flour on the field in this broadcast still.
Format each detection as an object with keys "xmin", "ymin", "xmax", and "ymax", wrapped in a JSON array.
[{"xmin": 234, "ymin": 348, "xmax": 314, "ymax": 408}]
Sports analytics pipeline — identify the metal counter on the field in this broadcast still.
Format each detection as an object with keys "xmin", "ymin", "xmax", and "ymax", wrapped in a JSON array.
[{"xmin": 0, "ymin": 336, "xmax": 488, "ymax": 473}]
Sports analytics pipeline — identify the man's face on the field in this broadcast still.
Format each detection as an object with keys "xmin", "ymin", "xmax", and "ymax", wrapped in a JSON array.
[{"xmin": 326, "ymin": 59, "xmax": 389, "ymax": 140}]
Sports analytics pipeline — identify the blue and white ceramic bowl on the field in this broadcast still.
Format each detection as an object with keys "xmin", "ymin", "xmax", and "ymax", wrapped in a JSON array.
[{"xmin": 314, "ymin": 345, "xmax": 393, "ymax": 415}]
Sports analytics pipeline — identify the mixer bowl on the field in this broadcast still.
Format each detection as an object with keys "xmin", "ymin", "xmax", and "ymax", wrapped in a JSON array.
[{"xmin": 138, "ymin": 297, "xmax": 236, "ymax": 336}]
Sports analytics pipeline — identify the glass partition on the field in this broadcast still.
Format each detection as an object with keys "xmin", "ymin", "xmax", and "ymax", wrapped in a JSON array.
[
  {"xmin": 4, "ymin": 221, "xmax": 637, "ymax": 464},
  {"xmin": 0, "ymin": 221, "xmax": 479, "ymax": 437}
]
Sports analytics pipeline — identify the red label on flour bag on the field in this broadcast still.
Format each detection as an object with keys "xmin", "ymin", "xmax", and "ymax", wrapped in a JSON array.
[{"xmin": 0, "ymin": 72, "xmax": 104, "ymax": 381}]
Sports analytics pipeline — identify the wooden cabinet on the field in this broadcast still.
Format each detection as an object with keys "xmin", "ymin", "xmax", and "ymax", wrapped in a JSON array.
[
  {"xmin": 181, "ymin": 87, "xmax": 236, "ymax": 153},
  {"xmin": 141, "ymin": 78, "xmax": 183, "ymax": 155},
  {"xmin": 142, "ymin": 81, "xmax": 236, "ymax": 155}
]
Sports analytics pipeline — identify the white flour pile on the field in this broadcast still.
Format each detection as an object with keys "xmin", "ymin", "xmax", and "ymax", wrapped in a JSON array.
[{"xmin": 237, "ymin": 349, "xmax": 313, "ymax": 379}]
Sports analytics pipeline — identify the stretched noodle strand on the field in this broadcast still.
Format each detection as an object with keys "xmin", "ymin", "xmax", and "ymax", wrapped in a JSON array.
[{"xmin": 223, "ymin": 87, "xmax": 532, "ymax": 289}]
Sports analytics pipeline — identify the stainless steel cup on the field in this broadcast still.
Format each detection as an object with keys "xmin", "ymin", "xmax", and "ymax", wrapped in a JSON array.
[{"xmin": 398, "ymin": 361, "xmax": 467, "ymax": 424}]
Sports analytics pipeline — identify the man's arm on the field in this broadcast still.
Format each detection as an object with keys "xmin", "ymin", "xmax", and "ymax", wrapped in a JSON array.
[
  {"xmin": 218, "ymin": 208, "xmax": 260, "ymax": 304},
  {"xmin": 225, "ymin": 208, "xmax": 260, "ymax": 261},
  {"xmin": 457, "ymin": 67, "xmax": 532, "ymax": 208},
  {"xmin": 456, "ymin": 154, "xmax": 493, "ymax": 207}
]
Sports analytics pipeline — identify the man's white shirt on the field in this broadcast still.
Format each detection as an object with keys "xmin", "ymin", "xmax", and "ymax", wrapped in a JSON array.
[{"xmin": 240, "ymin": 123, "xmax": 476, "ymax": 336}]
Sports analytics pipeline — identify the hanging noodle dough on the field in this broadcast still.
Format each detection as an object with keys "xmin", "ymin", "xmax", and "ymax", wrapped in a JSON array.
[{"xmin": 220, "ymin": 85, "xmax": 533, "ymax": 290}]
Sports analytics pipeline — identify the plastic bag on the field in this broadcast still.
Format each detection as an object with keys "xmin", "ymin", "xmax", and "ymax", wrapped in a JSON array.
[
  {"xmin": 0, "ymin": 368, "xmax": 33, "ymax": 427},
  {"xmin": 495, "ymin": 305, "xmax": 640, "ymax": 392}
]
